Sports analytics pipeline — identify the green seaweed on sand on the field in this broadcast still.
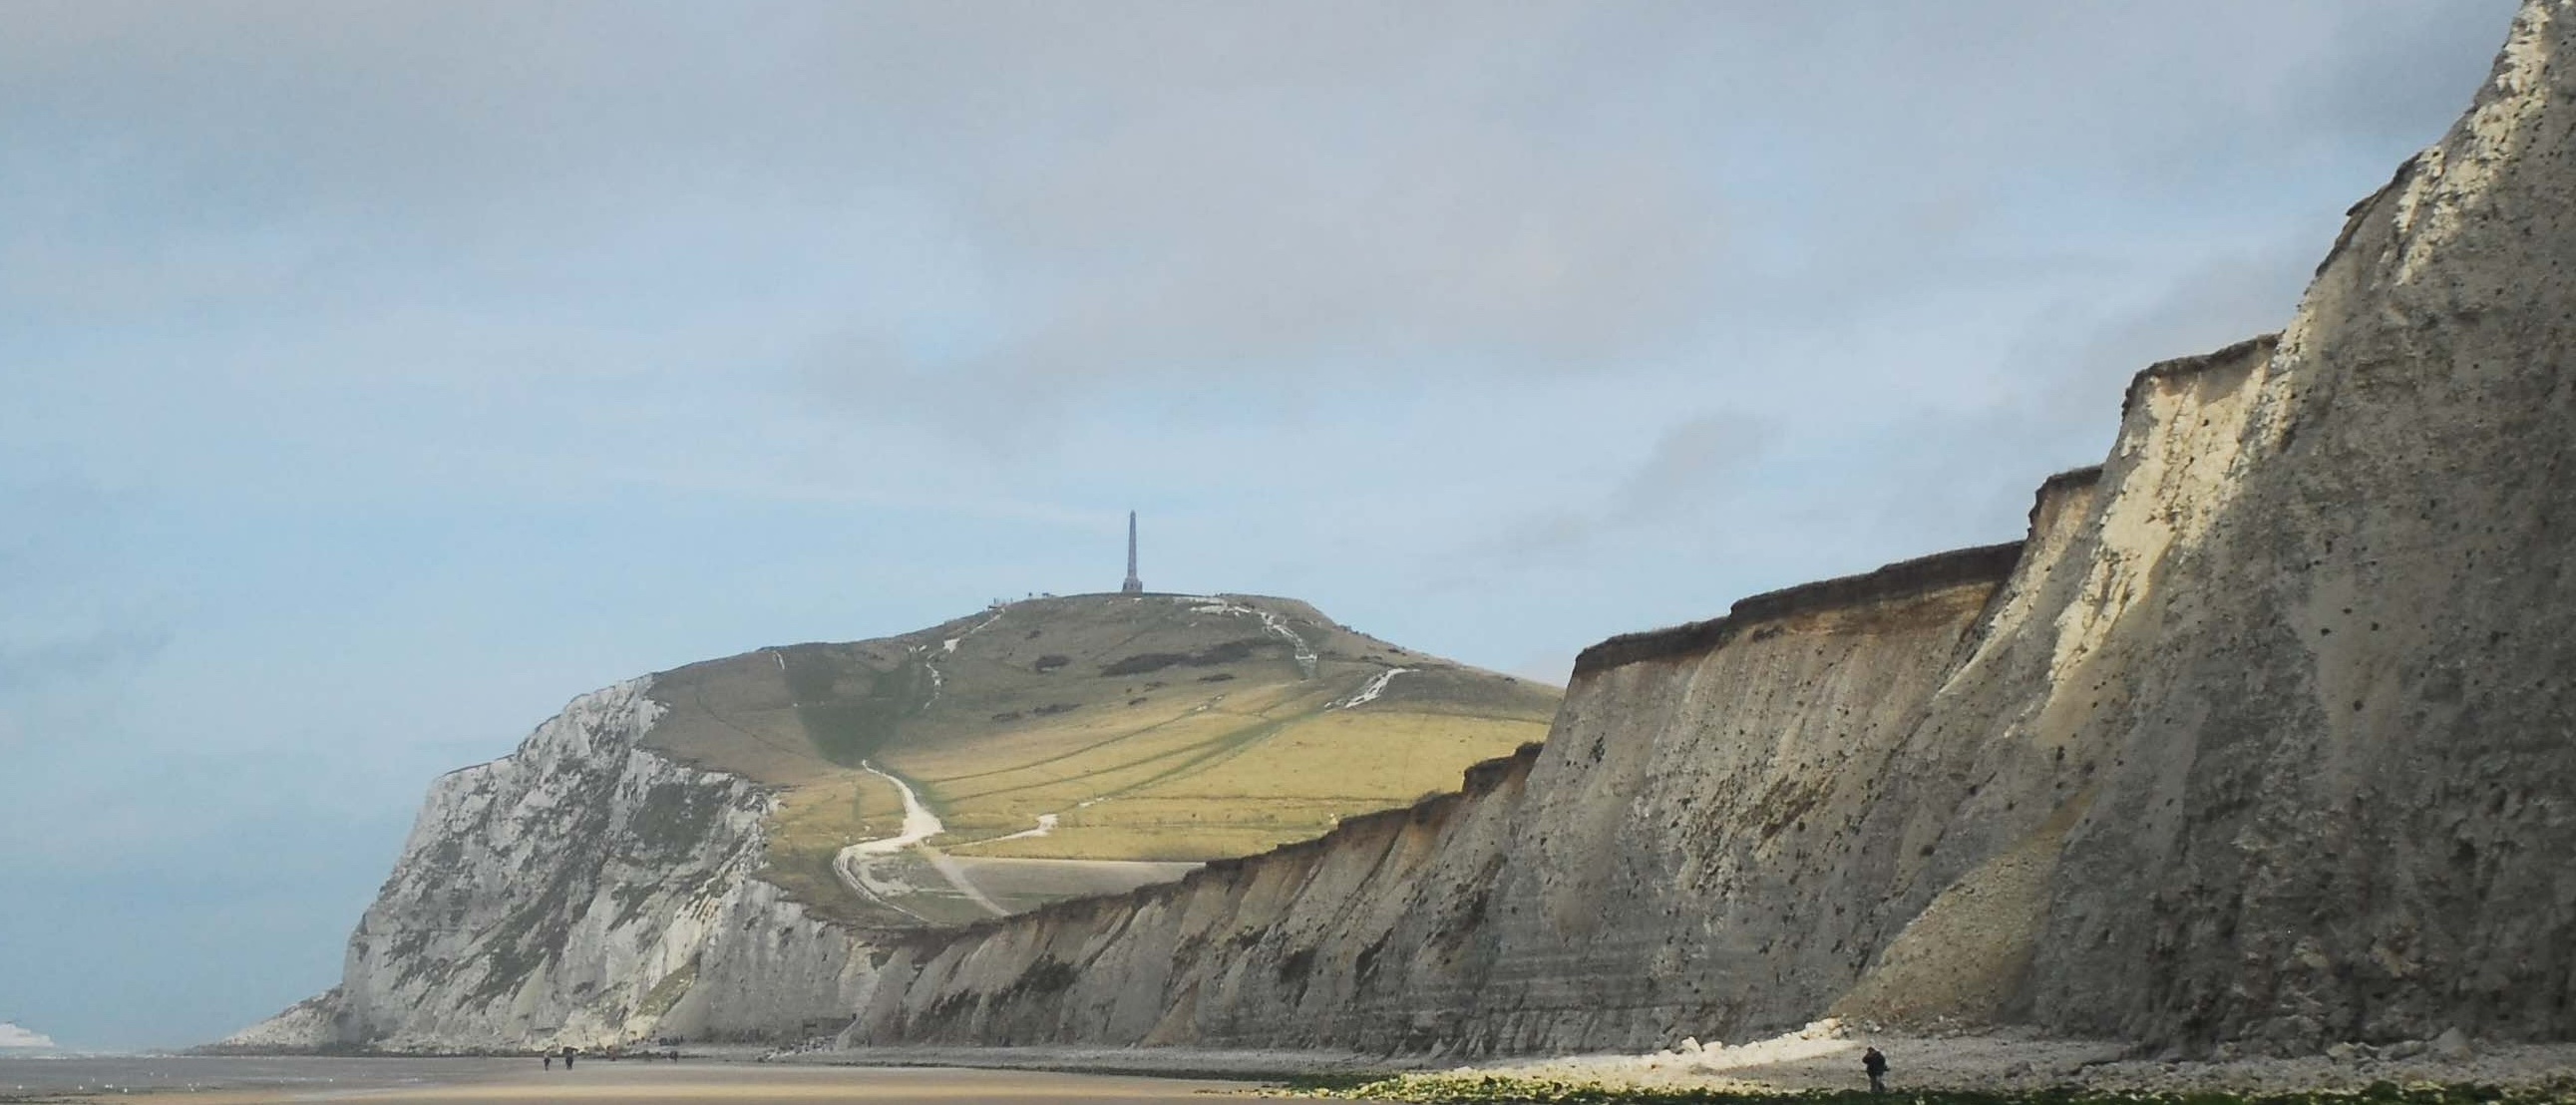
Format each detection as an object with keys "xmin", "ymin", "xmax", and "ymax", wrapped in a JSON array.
[{"xmin": 1271, "ymin": 1073, "xmax": 2576, "ymax": 1105}]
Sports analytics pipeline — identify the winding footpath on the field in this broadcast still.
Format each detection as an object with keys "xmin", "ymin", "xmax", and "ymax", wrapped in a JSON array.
[
  {"xmin": 1329, "ymin": 667, "xmax": 1411, "ymax": 710},
  {"xmin": 1181, "ymin": 596, "xmax": 1318, "ymax": 678},
  {"xmin": 832, "ymin": 763, "xmax": 1008, "ymax": 920}
]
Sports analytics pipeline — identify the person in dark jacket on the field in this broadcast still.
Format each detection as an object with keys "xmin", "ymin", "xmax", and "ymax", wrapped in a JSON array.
[{"xmin": 1863, "ymin": 1046, "xmax": 1889, "ymax": 1092}]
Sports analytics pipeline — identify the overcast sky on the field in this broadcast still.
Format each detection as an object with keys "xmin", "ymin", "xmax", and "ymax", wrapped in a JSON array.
[{"xmin": 0, "ymin": 0, "xmax": 2521, "ymax": 1048}]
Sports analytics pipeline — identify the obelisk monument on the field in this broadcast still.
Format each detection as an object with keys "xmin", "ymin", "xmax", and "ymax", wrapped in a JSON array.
[{"xmin": 1121, "ymin": 512, "xmax": 1145, "ymax": 594}]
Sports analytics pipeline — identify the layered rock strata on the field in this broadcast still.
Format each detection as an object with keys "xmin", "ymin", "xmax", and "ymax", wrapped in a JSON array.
[
  {"xmin": 839, "ymin": 2, "xmax": 2576, "ymax": 1055},
  {"xmin": 844, "ymin": 543, "xmax": 2037, "ymax": 1054}
]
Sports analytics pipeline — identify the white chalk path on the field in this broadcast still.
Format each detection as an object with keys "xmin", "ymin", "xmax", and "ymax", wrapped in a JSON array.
[
  {"xmin": 974, "ymin": 812, "xmax": 1061, "ymax": 846},
  {"xmin": 916, "ymin": 607, "xmax": 1008, "ymax": 710},
  {"xmin": 1328, "ymin": 667, "xmax": 1411, "ymax": 710},
  {"xmin": 836, "ymin": 609, "xmax": 1029, "ymax": 917},
  {"xmin": 832, "ymin": 763, "xmax": 1008, "ymax": 920},
  {"xmin": 919, "ymin": 648, "xmax": 945, "ymax": 703},
  {"xmin": 848, "ymin": 762, "xmax": 941, "ymax": 856},
  {"xmin": 1180, "ymin": 596, "xmax": 1318, "ymax": 678}
]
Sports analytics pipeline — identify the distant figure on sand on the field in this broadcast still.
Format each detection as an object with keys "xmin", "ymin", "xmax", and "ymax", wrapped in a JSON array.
[
  {"xmin": 1863, "ymin": 1046, "xmax": 1888, "ymax": 1093},
  {"xmin": 560, "ymin": 1046, "xmax": 576, "ymax": 1070},
  {"xmin": 543, "ymin": 1053, "xmax": 552, "ymax": 1070}
]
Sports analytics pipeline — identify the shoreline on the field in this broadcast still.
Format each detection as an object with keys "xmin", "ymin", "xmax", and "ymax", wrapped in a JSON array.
[
  {"xmin": 0, "ymin": 1057, "xmax": 1309, "ymax": 1104},
  {"xmin": 178, "ymin": 1024, "xmax": 2576, "ymax": 1097},
  {"xmin": 183, "ymin": 1044, "xmax": 1410, "ymax": 1082}
]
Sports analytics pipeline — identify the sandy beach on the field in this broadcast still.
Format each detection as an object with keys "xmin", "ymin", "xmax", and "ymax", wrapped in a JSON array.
[{"xmin": 0, "ymin": 1059, "xmax": 1299, "ymax": 1105}]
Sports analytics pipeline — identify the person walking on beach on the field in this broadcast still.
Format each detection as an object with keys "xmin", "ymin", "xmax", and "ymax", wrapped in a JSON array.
[
  {"xmin": 543, "ymin": 1053, "xmax": 552, "ymax": 1071},
  {"xmin": 561, "ymin": 1046, "xmax": 576, "ymax": 1070},
  {"xmin": 1863, "ymin": 1046, "xmax": 1889, "ymax": 1093}
]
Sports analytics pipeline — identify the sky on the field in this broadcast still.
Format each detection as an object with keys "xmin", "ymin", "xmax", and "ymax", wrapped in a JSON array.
[{"xmin": 0, "ymin": 0, "xmax": 2523, "ymax": 1049}]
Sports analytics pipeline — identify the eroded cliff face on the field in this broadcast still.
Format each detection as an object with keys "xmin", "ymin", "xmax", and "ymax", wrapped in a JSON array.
[
  {"xmin": 227, "ymin": 680, "xmax": 878, "ymax": 1051},
  {"xmin": 841, "ymin": 1, "xmax": 2576, "ymax": 1055},
  {"xmin": 2015, "ymin": 0, "xmax": 2576, "ymax": 1047},
  {"xmin": 843, "ymin": 548, "xmax": 2027, "ymax": 1053}
]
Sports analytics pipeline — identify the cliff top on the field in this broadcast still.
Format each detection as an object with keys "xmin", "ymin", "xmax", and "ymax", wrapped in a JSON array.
[
  {"xmin": 640, "ymin": 591, "xmax": 1560, "ymax": 926},
  {"xmin": 1573, "ymin": 544, "xmax": 2025, "ymax": 676}
]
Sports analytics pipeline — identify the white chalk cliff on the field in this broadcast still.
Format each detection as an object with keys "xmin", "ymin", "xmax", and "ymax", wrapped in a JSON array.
[{"xmin": 226, "ymin": 680, "xmax": 876, "ymax": 1050}]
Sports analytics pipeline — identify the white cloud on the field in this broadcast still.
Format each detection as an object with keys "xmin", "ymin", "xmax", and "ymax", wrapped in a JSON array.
[{"xmin": 0, "ymin": 1022, "xmax": 59, "ymax": 1049}]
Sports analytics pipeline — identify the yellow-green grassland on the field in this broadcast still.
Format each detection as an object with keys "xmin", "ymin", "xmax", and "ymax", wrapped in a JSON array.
[{"xmin": 641, "ymin": 592, "xmax": 1559, "ymax": 927}]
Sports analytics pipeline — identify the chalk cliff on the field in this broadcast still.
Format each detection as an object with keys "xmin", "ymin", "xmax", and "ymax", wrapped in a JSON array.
[
  {"xmin": 223, "ymin": 597, "xmax": 1552, "ymax": 1052},
  {"xmin": 841, "ymin": 545, "xmax": 2031, "ymax": 1054},
  {"xmin": 225, "ymin": 679, "xmax": 872, "ymax": 1050},
  {"xmin": 835, "ymin": 1, "xmax": 2576, "ymax": 1056}
]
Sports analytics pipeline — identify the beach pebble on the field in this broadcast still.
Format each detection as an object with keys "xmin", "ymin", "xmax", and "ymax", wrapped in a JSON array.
[{"xmin": 2431, "ymin": 1028, "xmax": 2473, "ymax": 1060}]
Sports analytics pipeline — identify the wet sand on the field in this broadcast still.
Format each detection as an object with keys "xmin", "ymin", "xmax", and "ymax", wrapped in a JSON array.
[{"xmin": 28, "ymin": 1062, "xmax": 1300, "ymax": 1105}]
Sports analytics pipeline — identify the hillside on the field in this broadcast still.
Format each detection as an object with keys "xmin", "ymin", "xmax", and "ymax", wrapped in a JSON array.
[
  {"xmin": 220, "ymin": 592, "xmax": 1553, "ymax": 1050},
  {"xmin": 643, "ymin": 592, "xmax": 1554, "ymax": 926}
]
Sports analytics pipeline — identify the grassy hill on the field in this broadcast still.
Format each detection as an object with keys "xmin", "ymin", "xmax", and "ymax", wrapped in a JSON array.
[{"xmin": 641, "ymin": 592, "xmax": 1560, "ymax": 927}]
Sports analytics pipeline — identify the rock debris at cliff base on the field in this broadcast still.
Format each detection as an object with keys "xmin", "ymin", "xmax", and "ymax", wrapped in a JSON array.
[{"xmin": 1429, "ymin": 1021, "xmax": 2576, "ymax": 1096}]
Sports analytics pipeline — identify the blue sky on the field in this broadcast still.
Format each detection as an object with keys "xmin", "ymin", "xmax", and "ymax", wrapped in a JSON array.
[{"xmin": 0, "ymin": 0, "xmax": 2521, "ymax": 1048}]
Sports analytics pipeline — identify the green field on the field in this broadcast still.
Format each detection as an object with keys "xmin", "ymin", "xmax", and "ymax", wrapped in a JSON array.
[{"xmin": 642, "ymin": 593, "xmax": 1559, "ymax": 926}]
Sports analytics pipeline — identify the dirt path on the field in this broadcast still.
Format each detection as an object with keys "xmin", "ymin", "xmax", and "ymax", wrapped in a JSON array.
[
  {"xmin": 832, "ymin": 763, "xmax": 1007, "ymax": 919},
  {"xmin": 1180, "ymin": 596, "xmax": 1316, "ymax": 678}
]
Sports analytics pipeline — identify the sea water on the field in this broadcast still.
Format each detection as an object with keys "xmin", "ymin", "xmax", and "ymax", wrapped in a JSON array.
[{"xmin": 0, "ymin": 1054, "xmax": 523, "ymax": 1097}]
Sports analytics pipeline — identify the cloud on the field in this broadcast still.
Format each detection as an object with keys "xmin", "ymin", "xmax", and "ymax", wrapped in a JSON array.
[
  {"xmin": 4, "ymin": 0, "xmax": 2513, "ymax": 454},
  {"xmin": 0, "ymin": 627, "xmax": 171, "ymax": 695},
  {"xmin": 1612, "ymin": 412, "xmax": 1776, "ymax": 524},
  {"xmin": 0, "ymin": 1022, "xmax": 59, "ymax": 1049},
  {"xmin": 0, "ymin": 483, "xmax": 171, "ymax": 705},
  {"xmin": 1479, "ymin": 410, "xmax": 1775, "ymax": 569}
]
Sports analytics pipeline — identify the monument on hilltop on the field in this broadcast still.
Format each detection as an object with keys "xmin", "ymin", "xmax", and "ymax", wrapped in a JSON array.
[{"xmin": 1121, "ymin": 512, "xmax": 1145, "ymax": 594}]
